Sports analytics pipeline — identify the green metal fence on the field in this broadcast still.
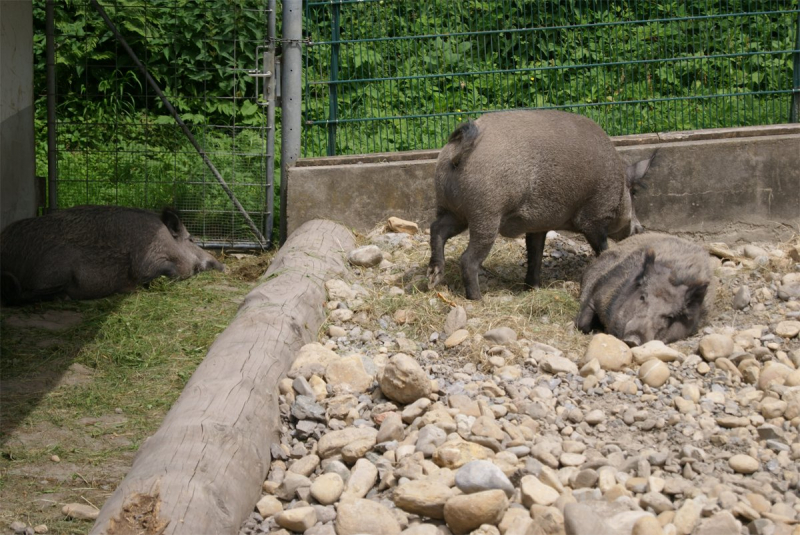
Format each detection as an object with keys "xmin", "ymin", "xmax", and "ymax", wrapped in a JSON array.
[
  {"xmin": 302, "ymin": 0, "xmax": 800, "ymax": 158},
  {"xmin": 40, "ymin": 0, "xmax": 275, "ymax": 248}
]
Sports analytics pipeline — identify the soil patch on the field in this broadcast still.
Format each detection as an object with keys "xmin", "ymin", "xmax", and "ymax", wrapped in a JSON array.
[
  {"xmin": 56, "ymin": 363, "xmax": 97, "ymax": 388},
  {"xmin": 0, "ymin": 265, "xmax": 256, "ymax": 534},
  {"xmin": 224, "ymin": 252, "xmax": 276, "ymax": 282},
  {"xmin": 4, "ymin": 310, "xmax": 84, "ymax": 331}
]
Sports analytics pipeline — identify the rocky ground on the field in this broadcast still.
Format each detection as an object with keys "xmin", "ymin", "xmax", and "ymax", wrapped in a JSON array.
[
  {"xmin": 230, "ymin": 223, "xmax": 800, "ymax": 535},
  {"xmin": 10, "ymin": 225, "xmax": 792, "ymax": 535}
]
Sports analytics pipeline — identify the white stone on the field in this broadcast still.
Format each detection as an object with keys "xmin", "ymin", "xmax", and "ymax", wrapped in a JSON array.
[
  {"xmin": 348, "ymin": 245, "xmax": 384, "ymax": 267},
  {"xmin": 729, "ymin": 454, "xmax": 759, "ymax": 474},
  {"xmin": 274, "ymin": 506, "xmax": 317, "ymax": 532},
  {"xmin": 519, "ymin": 475, "xmax": 560, "ymax": 507},
  {"xmin": 585, "ymin": 334, "xmax": 632, "ymax": 371},
  {"xmin": 310, "ymin": 472, "xmax": 344, "ymax": 505},
  {"xmin": 255, "ymin": 495, "xmax": 283, "ymax": 517},
  {"xmin": 443, "ymin": 489, "xmax": 509, "ymax": 535},
  {"xmin": 379, "ymin": 353, "xmax": 432, "ymax": 404},
  {"xmin": 336, "ymin": 499, "xmax": 401, "ymax": 535}
]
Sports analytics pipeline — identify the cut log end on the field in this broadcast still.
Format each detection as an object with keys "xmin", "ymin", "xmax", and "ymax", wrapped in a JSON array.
[{"xmin": 106, "ymin": 491, "xmax": 169, "ymax": 535}]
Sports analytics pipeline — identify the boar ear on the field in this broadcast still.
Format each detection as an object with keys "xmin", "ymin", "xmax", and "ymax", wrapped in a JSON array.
[
  {"xmin": 636, "ymin": 248, "xmax": 657, "ymax": 285},
  {"xmin": 685, "ymin": 281, "xmax": 708, "ymax": 308},
  {"xmin": 161, "ymin": 208, "xmax": 183, "ymax": 238},
  {"xmin": 626, "ymin": 149, "xmax": 658, "ymax": 192}
]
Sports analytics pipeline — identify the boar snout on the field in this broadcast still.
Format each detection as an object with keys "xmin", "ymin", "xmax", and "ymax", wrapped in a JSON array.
[
  {"xmin": 623, "ymin": 336, "xmax": 641, "ymax": 347},
  {"xmin": 205, "ymin": 257, "xmax": 226, "ymax": 273},
  {"xmin": 622, "ymin": 317, "xmax": 654, "ymax": 347},
  {"xmin": 609, "ymin": 216, "xmax": 644, "ymax": 242}
]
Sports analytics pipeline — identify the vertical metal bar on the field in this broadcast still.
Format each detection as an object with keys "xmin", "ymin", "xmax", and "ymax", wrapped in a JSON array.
[
  {"xmin": 792, "ymin": 12, "xmax": 800, "ymax": 123},
  {"xmin": 279, "ymin": 0, "xmax": 303, "ymax": 243},
  {"xmin": 46, "ymin": 0, "xmax": 58, "ymax": 211},
  {"xmin": 327, "ymin": 1, "xmax": 340, "ymax": 156},
  {"xmin": 265, "ymin": 0, "xmax": 277, "ymax": 242}
]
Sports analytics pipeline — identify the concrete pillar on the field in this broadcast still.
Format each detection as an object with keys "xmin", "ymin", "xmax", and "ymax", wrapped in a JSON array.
[{"xmin": 1, "ymin": 0, "xmax": 37, "ymax": 232}]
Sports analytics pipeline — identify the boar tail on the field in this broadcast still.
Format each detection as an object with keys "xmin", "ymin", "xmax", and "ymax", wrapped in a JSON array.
[{"xmin": 447, "ymin": 120, "xmax": 480, "ymax": 168}]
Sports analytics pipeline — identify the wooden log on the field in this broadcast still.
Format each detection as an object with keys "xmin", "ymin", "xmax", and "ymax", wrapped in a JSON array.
[{"xmin": 90, "ymin": 219, "xmax": 356, "ymax": 535}]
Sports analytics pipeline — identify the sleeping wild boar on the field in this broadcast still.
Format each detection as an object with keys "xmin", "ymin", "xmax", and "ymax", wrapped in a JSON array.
[
  {"xmin": 576, "ymin": 232, "xmax": 715, "ymax": 346},
  {"xmin": 1, "ymin": 205, "xmax": 224, "ymax": 305},
  {"xmin": 428, "ymin": 109, "xmax": 656, "ymax": 300}
]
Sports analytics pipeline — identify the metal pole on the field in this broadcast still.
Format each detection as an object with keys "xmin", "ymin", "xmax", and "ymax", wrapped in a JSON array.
[
  {"xmin": 327, "ymin": 1, "xmax": 340, "ymax": 156},
  {"xmin": 791, "ymin": 12, "xmax": 800, "ymax": 123},
  {"xmin": 46, "ymin": 0, "xmax": 57, "ymax": 211},
  {"xmin": 265, "ymin": 0, "xmax": 277, "ymax": 244},
  {"xmin": 279, "ymin": 0, "xmax": 303, "ymax": 244},
  {"xmin": 88, "ymin": 0, "xmax": 267, "ymax": 247}
]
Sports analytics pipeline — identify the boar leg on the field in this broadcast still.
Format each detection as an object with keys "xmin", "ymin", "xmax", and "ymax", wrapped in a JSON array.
[
  {"xmin": 524, "ymin": 232, "xmax": 546, "ymax": 288},
  {"xmin": 428, "ymin": 210, "xmax": 467, "ymax": 289},
  {"xmin": 460, "ymin": 223, "xmax": 498, "ymax": 300},
  {"xmin": 1, "ymin": 273, "xmax": 66, "ymax": 306}
]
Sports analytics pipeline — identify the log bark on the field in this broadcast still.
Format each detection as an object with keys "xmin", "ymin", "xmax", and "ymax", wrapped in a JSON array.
[{"xmin": 90, "ymin": 219, "xmax": 356, "ymax": 535}]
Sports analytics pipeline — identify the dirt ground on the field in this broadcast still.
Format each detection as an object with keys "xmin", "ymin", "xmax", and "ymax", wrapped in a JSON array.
[{"xmin": 0, "ymin": 252, "xmax": 273, "ymax": 535}]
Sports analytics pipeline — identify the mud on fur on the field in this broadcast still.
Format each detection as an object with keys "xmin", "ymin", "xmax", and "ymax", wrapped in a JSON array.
[
  {"xmin": 428, "ymin": 109, "xmax": 657, "ymax": 300},
  {"xmin": 0, "ymin": 205, "xmax": 225, "ymax": 306},
  {"xmin": 576, "ymin": 232, "xmax": 716, "ymax": 346}
]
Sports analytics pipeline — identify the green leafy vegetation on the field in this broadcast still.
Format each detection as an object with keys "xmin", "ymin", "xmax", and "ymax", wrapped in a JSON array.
[
  {"xmin": 31, "ymin": 1, "xmax": 799, "ymax": 236},
  {"xmin": 302, "ymin": 0, "xmax": 799, "ymax": 156},
  {"xmin": 32, "ymin": 0, "xmax": 277, "ymax": 244}
]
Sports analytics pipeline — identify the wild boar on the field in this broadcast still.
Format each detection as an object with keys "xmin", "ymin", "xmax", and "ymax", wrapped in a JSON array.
[
  {"xmin": 1, "ymin": 205, "xmax": 225, "ymax": 305},
  {"xmin": 576, "ymin": 232, "xmax": 715, "ymax": 346},
  {"xmin": 428, "ymin": 109, "xmax": 656, "ymax": 300}
]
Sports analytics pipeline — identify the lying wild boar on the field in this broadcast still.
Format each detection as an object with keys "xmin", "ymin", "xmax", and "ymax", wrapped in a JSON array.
[
  {"xmin": 1, "ymin": 205, "xmax": 224, "ymax": 305},
  {"xmin": 428, "ymin": 109, "xmax": 657, "ymax": 300},
  {"xmin": 576, "ymin": 233, "xmax": 715, "ymax": 346}
]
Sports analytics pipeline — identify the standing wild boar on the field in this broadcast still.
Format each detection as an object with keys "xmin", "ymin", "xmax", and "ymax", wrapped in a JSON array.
[
  {"xmin": 428, "ymin": 109, "xmax": 656, "ymax": 300},
  {"xmin": 0, "ymin": 205, "xmax": 225, "ymax": 305},
  {"xmin": 576, "ymin": 233, "xmax": 715, "ymax": 346}
]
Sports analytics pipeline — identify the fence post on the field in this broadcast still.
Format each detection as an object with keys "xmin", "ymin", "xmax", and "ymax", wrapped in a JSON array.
[
  {"xmin": 46, "ymin": 0, "xmax": 57, "ymax": 211},
  {"xmin": 327, "ymin": 1, "xmax": 340, "ymax": 156},
  {"xmin": 792, "ymin": 12, "xmax": 800, "ymax": 123},
  {"xmin": 279, "ymin": 0, "xmax": 303, "ymax": 243},
  {"xmin": 265, "ymin": 0, "xmax": 277, "ymax": 242}
]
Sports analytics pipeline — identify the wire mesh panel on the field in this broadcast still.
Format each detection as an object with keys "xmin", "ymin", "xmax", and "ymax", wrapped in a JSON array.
[
  {"xmin": 38, "ymin": 0, "xmax": 274, "ymax": 247},
  {"xmin": 302, "ymin": 0, "xmax": 800, "ymax": 157}
]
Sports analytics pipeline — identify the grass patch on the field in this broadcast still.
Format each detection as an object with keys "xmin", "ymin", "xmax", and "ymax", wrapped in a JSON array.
[{"xmin": 0, "ymin": 251, "xmax": 274, "ymax": 534}]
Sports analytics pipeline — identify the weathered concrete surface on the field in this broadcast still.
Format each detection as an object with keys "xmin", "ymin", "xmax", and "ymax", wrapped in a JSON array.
[
  {"xmin": 1, "ymin": 0, "xmax": 37, "ymax": 232},
  {"xmin": 287, "ymin": 125, "xmax": 800, "ymax": 242}
]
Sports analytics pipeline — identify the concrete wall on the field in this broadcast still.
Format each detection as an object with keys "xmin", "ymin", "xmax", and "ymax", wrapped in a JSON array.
[
  {"xmin": 287, "ymin": 124, "xmax": 800, "ymax": 243},
  {"xmin": 1, "ymin": 0, "xmax": 37, "ymax": 232}
]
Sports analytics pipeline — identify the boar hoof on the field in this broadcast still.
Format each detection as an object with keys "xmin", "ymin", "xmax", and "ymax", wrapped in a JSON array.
[{"xmin": 427, "ymin": 265, "xmax": 445, "ymax": 289}]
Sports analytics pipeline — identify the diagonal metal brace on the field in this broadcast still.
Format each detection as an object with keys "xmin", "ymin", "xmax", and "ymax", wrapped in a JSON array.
[{"xmin": 89, "ymin": 0, "xmax": 268, "ymax": 247}]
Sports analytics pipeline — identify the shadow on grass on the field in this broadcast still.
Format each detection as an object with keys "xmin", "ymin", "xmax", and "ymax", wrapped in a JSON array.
[{"xmin": 0, "ymin": 295, "xmax": 125, "ymax": 444}]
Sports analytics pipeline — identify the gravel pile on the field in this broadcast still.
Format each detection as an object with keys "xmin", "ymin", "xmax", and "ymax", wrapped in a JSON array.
[{"xmin": 237, "ymin": 224, "xmax": 800, "ymax": 535}]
